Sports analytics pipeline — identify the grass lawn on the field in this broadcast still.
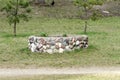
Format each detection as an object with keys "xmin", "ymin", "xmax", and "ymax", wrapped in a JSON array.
[
  {"xmin": 0, "ymin": 74, "xmax": 120, "ymax": 80},
  {"xmin": 0, "ymin": 16, "xmax": 120, "ymax": 68}
]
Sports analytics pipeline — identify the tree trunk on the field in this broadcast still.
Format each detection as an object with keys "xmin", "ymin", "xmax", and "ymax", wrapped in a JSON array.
[
  {"xmin": 14, "ymin": 21, "xmax": 17, "ymax": 36},
  {"xmin": 84, "ymin": 20, "xmax": 87, "ymax": 34},
  {"xmin": 84, "ymin": 6, "xmax": 88, "ymax": 34},
  {"xmin": 13, "ymin": 0, "xmax": 18, "ymax": 37}
]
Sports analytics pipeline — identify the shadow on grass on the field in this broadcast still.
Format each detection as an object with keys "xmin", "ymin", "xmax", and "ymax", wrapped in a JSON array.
[
  {"xmin": 73, "ymin": 45, "xmax": 98, "ymax": 53},
  {"xmin": 20, "ymin": 47, "xmax": 32, "ymax": 56},
  {"xmin": 2, "ymin": 33, "xmax": 31, "ymax": 38}
]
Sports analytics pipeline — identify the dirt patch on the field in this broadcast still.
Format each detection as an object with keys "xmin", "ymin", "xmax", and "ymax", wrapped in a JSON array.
[{"xmin": 0, "ymin": 67, "xmax": 120, "ymax": 77}]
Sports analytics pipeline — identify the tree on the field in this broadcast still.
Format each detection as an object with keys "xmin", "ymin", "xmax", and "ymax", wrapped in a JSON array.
[
  {"xmin": 1, "ymin": 0, "xmax": 31, "ymax": 36},
  {"xmin": 74, "ymin": 0, "xmax": 104, "ymax": 34}
]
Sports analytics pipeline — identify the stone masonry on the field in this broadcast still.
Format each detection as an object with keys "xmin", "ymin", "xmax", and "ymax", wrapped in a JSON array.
[{"xmin": 28, "ymin": 35, "xmax": 88, "ymax": 54}]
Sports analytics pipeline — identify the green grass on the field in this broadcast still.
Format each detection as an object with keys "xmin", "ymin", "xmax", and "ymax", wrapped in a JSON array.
[
  {"xmin": 0, "ymin": 74, "xmax": 120, "ymax": 80},
  {"xmin": 0, "ymin": 16, "xmax": 120, "ymax": 68}
]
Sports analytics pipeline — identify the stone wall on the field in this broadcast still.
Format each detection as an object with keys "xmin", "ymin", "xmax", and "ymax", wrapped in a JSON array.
[{"xmin": 28, "ymin": 35, "xmax": 88, "ymax": 54}]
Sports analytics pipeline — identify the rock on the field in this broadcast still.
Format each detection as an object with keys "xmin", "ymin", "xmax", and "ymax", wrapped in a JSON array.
[
  {"xmin": 59, "ymin": 48, "xmax": 64, "ymax": 53},
  {"xmin": 51, "ymin": 46, "xmax": 55, "ymax": 50},
  {"xmin": 58, "ymin": 43, "xmax": 62, "ymax": 48},
  {"xmin": 65, "ymin": 46, "xmax": 71, "ymax": 51},
  {"xmin": 53, "ymin": 49, "xmax": 59, "ymax": 53},
  {"xmin": 43, "ymin": 45, "xmax": 47, "ymax": 50},
  {"xmin": 69, "ymin": 45, "xmax": 74, "ymax": 49},
  {"xmin": 30, "ymin": 43, "xmax": 37, "ymax": 52},
  {"xmin": 76, "ymin": 40, "xmax": 80, "ymax": 46},
  {"xmin": 46, "ymin": 49, "xmax": 53, "ymax": 54},
  {"xmin": 102, "ymin": 11, "xmax": 110, "ymax": 14},
  {"xmin": 55, "ymin": 44, "xmax": 59, "ymax": 49},
  {"xmin": 85, "ymin": 44, "xmax": 88, "ymax": 48},
  {"xmin": 29, "ymin": 36, "xmax": 36, "ymax": 43},
  {"xmin": 28, "ymin": 35, "xmax": 88, "ymax": 53},
  {"xmin": 45, "ymin": 45, "xmax": 49, "ymax": 49}
]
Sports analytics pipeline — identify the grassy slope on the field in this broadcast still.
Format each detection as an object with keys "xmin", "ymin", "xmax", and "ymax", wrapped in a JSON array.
[
  {"xmin": 0, "ymin": 0, "xmax": 119, "ymax": 68},
  {"xmin": 0, "ymin": 74, "xmax": 120, "ymax": 80},
  {"xmin": 0, "ymin": 16, "xmax": 120, "ymax": 68}
]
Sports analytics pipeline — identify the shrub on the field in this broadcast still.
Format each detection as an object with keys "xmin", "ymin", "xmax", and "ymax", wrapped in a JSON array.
[
  {"xmin": 40, "ymin": 32, "xmax": 48, "ymax": 37},
  {"xmin": 62, "ymin": 33, "xmax": 67, "ymax": 37}
]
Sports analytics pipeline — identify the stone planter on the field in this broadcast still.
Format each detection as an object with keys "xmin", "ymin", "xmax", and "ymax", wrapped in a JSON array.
[{"xmin": 28, "ymin": 35, "xmax": 88, "ymax": 53}]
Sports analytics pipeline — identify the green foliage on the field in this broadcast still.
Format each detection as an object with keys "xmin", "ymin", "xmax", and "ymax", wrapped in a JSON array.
[
  {"xmin": 1, "ymin": 0, "xmax": 31, "ymax": 36},
  {"xmin": 75, "ymin": 0, "xmax": 104, "ymax": 6},
  {"xmin": 19, "ymin": 0, "xmax": 29, "ymax": 8},
  {"xmin": 62, "ymin": 33, "xmax": 67, "ymax": 37},
  {"xmin": 74, "ymin": 0, "xmax": 105, "ymax": 33},
  {"xmin": 26, "ymin": 7, "xmax": 32, "ymax": 13},
  {"xmin": 40, "ymin": 32, "xmax": 48, "ymax": 37},
  {"xmin": 74, "ymin": 0, "xmax": 104, "ymax": 19},
  {"xmin": 91, "ymin": 10, "xmax": 102, "ymax": 21}
]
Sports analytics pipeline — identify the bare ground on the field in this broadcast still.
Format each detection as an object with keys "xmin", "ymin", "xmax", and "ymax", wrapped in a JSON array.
[{"xmin": 0, "ymin": 67, "xmax": 120, "ymax": 77}]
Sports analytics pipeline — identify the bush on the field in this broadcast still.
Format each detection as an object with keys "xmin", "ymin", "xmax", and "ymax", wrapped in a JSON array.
[
  {"xmin": 40, "ymin": 32, "xmax": 48, "ymax": 37},
  {"xmin": 62, "ymin": 33, "xmax": 67, "ymax": 37}
]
